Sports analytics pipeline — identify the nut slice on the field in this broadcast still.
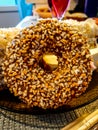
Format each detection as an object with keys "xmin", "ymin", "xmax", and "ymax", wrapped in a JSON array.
[
  {"xmin": 42, "ymin": 54, "xmax": 58, "ymax": 71},
  {"xmin": 90, "ymin": 47, "xmax": 98, "ymax": 68}
]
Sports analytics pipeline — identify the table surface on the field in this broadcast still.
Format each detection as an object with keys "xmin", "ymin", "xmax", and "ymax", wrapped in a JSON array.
[{"xmin": 0, "ymin": 99, "xmax": 98, "ymax": 130}]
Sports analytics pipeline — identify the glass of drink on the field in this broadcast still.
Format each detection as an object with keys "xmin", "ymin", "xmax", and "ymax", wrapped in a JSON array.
[{"xmin": 48, "ymin": 0, "xmax": 70, "ymax": 20}]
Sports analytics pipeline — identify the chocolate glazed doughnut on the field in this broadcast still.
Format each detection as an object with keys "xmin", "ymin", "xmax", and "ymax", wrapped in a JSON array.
[{"xmin": 2, "ymin": 19, "xmax": 92, "ymax": 109}]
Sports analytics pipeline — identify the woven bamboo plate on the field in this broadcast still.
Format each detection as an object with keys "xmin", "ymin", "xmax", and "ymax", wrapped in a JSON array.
[{"xmin": 0, "ymin": 71, "xmax": 98, "ymax": 114}]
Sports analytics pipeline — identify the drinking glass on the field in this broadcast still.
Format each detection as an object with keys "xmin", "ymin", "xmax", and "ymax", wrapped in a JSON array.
[{"xmin": 48, "ymin": 0, "xmax": 70, "ymax": 20}]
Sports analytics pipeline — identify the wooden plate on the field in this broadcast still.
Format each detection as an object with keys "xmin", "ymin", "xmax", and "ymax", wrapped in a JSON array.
[{"xmin": 0, "ymin": 71, "xmax": 98, "ymax": 114}]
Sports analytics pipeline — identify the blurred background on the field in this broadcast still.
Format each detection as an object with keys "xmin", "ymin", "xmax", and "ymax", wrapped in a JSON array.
[
  {"xmin": 0, "ymin": 0, "xmax": 19, "ymax": 27},
  {"xmin": 0, "ymin": 0, "xmax": 98, "ymax": 27},
  {"xmin": 0, "ymin": 0, "xmax": 33, "ymax": 27}
]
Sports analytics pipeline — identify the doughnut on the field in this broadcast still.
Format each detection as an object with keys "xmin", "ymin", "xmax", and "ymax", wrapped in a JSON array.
[
  {"xmin": 34, "ymin": 7, "xmax": 52, "ymax": 18},
  {"xmin": 0, "ymin": 28, "xmax": 20, "ymax": 91},
  {"xmin": 2, "ymin": 19, "xmax": 92, "ymax": 109},
  {"xmin": 65, "ymin": 12, "xmax": 88, "ymax": 21}
]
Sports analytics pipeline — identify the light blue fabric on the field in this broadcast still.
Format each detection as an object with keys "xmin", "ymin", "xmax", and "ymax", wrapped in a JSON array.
[{"xmin": 15, "ymin": 0, "xmax": 33, "ymax": 20}]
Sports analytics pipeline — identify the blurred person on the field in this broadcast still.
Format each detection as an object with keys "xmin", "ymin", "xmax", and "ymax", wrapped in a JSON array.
[
  {"xmin": 85, "ymin": 0, "xmax": 98, "ymax": 17},
  {"xmin": 69, "ymin": 0, "xmax": 98, "ymax": 17},
  {"xmin": 69, "ymin": 0, "xmax": 85, "ymax": 13}
]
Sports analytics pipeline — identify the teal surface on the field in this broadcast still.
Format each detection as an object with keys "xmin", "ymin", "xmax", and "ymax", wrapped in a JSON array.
[
  {"xmin": 0, "ymin": 0, "xmax": 16, "ymax": 6},
  {"xmin": 15, "ymin": 0, "xmax": 33, "ymax": 20}
]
